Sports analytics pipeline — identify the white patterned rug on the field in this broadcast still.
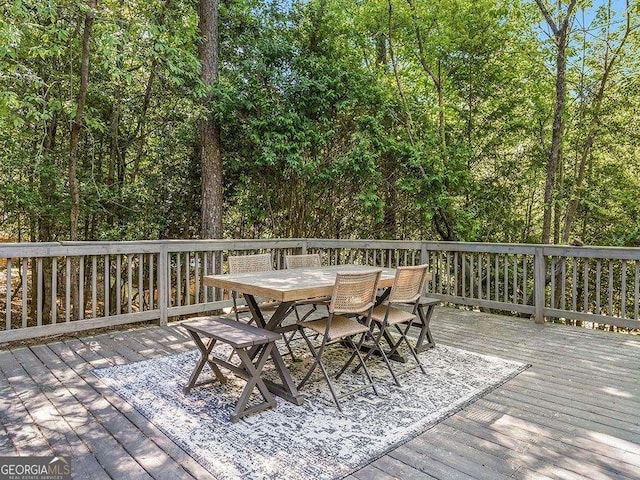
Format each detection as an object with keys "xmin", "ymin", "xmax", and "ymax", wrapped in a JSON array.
[{"xmin": 93, "ymin": 340, "xmax": 527, "ymax": 480}]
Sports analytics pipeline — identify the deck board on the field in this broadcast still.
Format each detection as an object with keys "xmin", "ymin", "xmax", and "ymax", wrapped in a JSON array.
[
  {"xmin": 48, "ymin": 339, "xmax": 216, "ymax": 480},
  {"xmin": 1, "ymin": 307, "xmax": 639, "ymax": 479}
]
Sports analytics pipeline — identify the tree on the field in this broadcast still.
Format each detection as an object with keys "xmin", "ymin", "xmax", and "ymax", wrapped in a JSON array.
[
  {"xmin": 198, "ymin": 0, "xmax": 223, "ymax": 239},
  {"xmin": 561, "ymin": 0, "xmax": 636, "ymax": 243},
  {"xmin": 535, "ymin": 0, "xmax": 578, "ymax": 244}
]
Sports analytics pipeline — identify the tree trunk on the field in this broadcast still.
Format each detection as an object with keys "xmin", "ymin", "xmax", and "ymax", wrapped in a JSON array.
[
  {"xmin": 68, "ymin": 0, "xmax": 96, "ymax": 319},
  {"xmin": 198, "ymin": 0, "xmax": 223, "ymax": 240},
  {"xmin": 541, "ymin": 30, "xmax": 567, "ymax": 245},
  {"xmin": 536, "ymin": 0, "xmax": 577, "ymax": 245}
]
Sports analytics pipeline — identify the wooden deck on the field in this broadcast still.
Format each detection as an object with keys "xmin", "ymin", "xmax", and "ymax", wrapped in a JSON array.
[{"xmin": 1, "ymin": 308, "xmax": 639, "ymax": 480}]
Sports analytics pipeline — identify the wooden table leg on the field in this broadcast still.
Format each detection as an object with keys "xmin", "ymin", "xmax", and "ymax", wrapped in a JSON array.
[
  {"xmin": 183, "ymin": 329, "xmax": 227, "ymax": 394},
  {"xmin": 414, "ymin": 304, "xmax": 436, "ymax": 352},
  {"xmin": 244, "ymin": 295, "xmax": 305, "ymax": 406},
  {"xmin": 232, "ymin": 345, "xmax": 277, "ymax": 423}
]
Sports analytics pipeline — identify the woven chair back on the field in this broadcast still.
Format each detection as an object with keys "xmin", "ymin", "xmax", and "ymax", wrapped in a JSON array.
[
  {"xmin": 329, "ymin": 270, "xmax": 381, "ymax": 314},
  {"xmin": 388, "ymin": 264, "xmax": 429, "ymax": 303},
  {"xmin": 285, "ymin": 253, "xmax": 322, "ymax": 269},
  {"xmin": 228, "ymin": 253, "xmax": 273, "ymax": 274}
]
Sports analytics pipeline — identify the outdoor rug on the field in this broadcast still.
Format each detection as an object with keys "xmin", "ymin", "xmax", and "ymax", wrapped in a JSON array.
[{"xmin": 93, "ymin": 340, "xmax": 528, "ymax": 480}]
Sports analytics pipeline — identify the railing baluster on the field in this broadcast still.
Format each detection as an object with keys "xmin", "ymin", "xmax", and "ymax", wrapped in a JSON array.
[
  {"xmin": 184, "ymin": 252, "xmax": 190, "ymax": 305},
  {"xmin": 621, "ymin": 260, "xmax": 627, "ymax": 319},
  {"xmin": 469, "ymin": 254, "xmax": 475, "ymax": 298},
  {"xmin": 596, "ymin": 259, "xmax": 601, "ymax": 315},
  {"xmin": 608, "ymin": 260, "xmax": 613, "ymax": 316},
  {"xmin": 5, "ymin": 258, "xmax": 11, "ymax": 330},
  {"xmin": 37, "ymin": 258, "xmax": 43, "ymax": 326},
  {"xmin": 79, "ymin": 256, "xmax": 85, "ymax": 320},
  {"xmin": 177, "ymin": 252, "xmax": 182, "ymax": 307},
  {"xmin": 561, "ymin": 258, "xmax": 567, "ymax": 311},
  {"xmin": 116, "ymin": 254, "xmax": 122, "ymax": 315},
  {"xmin": 51, "ymin": 258, "xmax": 57, "ymax": 324},
  {"xmin": 92, "ymin": 256, "xmax": 97, "ymax": 318},
  {"xmin": 494, "ymin": 254, "xmax": 499, "ymax": 302},
  {"xmin": 138, "ymin": 254, "xmax": 144, "ymax": 311},
  {"xmin": 446, "ymin": 252, "xmax": 451, "ymax": 296},
  {"xmin": 512, "ymin": 255, "xmax": 518, "ymax": 304},
  {"xmin": 534, "ymin": 247, "xmax": 545, "ymax": 323},
  {"xmin": 522, "ymin": 255, "xmax": 527, "ymax": 305},
  {"xmin": 65, "ymin": 258, "xmax": 72, "ymax": 321},
  {"xmin": 149, "ymin": 253, "xmax": 154, "ymax": 310},
  {"xmin": 503, "ymin": 254, "xmax": 508, "ymax": 304},
  {"xmin": 477, "ymin": 253, "xmax": 482, "ymax": 299},
  {"xmin": 635, "ymin": 261, "xmax": 639, "ymax": 321},
  {"xmin": 104, "ymin": 255, "xmax": 110, "ymax": 317},
  {"xmin": 572, "ymin": 258, "xmax": 578, "ymax": 312},
  {"xmin": 127, "ymin": 255, "xmax": 133, "ymax": 314},
  {"xmin": 486, "ymin": 254, "xmax": 491, "ymax": 301},
  {"xmin": 202, "ymin": 252, "xmax": 209, "ymax": 303},
  {"xmin": 454, "ymin": 252, "xmax": 459, "ymax": 297},
  {"xmin": 550, "ymin": 257, "xmax": 556, "ymax": 308},
  {"xmin": 462, "ymin": 253, "xmax": 466, "ymax": 297},
  {"xmin": 436, "ymin": 252, "xmax": 442, "ymax": 294},
  {"xmin": 22, "ymin": 259, "xmax": 27, "ymax": 328},
  {"xmin": 583, "ymin": 259, "xmax": 589, "ymax": 313},
  {"xmin": 195, "ymin": 252, "xmax": 200, "ymax": 305}
]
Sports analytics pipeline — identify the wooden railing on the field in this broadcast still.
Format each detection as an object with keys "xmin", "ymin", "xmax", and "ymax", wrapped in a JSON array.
[{"xmin": 1, "ymin": 239, "xmax": 638, "ymax": 342}]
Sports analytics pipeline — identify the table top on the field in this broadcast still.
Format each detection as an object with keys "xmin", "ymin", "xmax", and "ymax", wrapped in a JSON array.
[{"xmin": 203, "ymin": 265, "xmax": 398, "ymax": 302}]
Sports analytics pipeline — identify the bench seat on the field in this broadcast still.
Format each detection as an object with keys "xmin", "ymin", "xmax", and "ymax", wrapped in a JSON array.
[{"xmin": 182, "ymin": 316, "xmax": 281, "ymax": 423}]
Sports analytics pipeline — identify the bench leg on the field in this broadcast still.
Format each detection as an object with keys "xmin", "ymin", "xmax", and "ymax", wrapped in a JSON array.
[
  {"xmin": 414, "ymin": 304, "xmax": 436, "ymax": 352},
  {"xmin": 184, "ymin": 330, "xmax": 227, "ymax": 394},
  {"xmin": 231, "ymin": 344, "xmax": 277, "ymax": 423}
]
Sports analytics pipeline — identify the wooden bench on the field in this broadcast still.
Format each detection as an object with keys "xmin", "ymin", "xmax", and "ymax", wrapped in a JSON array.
[
  {"xmin": 411, "ymin": 296, "xmax": 439, "ymax": 352},
  {"xmin": 182, "ymin": 316, "xmax": 281, "ymax": 423}
]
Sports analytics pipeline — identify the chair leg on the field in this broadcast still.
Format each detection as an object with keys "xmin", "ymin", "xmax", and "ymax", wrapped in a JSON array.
[
  {"xmin": 355, "ymin": 324, "xmax": 385, "ymax": 367},
  {"xmin": 297, "ymin": 328, "xmax": 321, "ymax": 390},
  {"xmin": 395, "ymin": 322, "xmax": 427, "ymax": 375},
  {"xmin": 351, "ymin": 324, "xmax": 401, "ymax": 386},
  {"xmin": 345, "ymin": 337, "xmax": 379, "ymax": 396},
  {"xmin": 282, "ymin": 330, "xmax": 298, "ymax": 361},
  {"xmin": 335, "ymin": 335, "xmax": 362, "ymax": 379},
  {"xmin": 366, "ymin": 328, "xmax": 401, "ymax": 386},
  {"xmin": 297, "ymin": 328, "xmax": 343, "ymax": 411},
  {"xmin": 316, "ymin": 353, "xmax": 343, "ymax": 412},
  {"xmin": 232, "ymin": 291, "xmax": 240, "ymax": 322}
]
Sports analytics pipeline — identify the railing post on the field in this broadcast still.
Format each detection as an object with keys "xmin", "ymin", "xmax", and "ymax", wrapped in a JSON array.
[
  {"xmin": 534, "ymin": 246, "xmax": 545, "ymax": 324},
  {"xmin": 420, "ymin": 243, "xmax": 428, "ymax": 265},
  {"xmin": 158, "ymin": 244, "xmax": 168, "ymax": 326},
  {"xmin": 301, "ymin": 240, "xmax": 308, "ymax": 254}
]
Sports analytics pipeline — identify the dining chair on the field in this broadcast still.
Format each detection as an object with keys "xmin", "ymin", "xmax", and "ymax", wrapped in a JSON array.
[
  {"xmin": 227, "ymin": 252, "xmax": 299, "ymax": 360},
  {"xmin": 284, "ymin": 253, "xmax": 330, "ymax": 322},
  {"xmin": 358, "ymin": 264, "xmax": 430, "ymax": 383},
  {"xmin": 227, "ymin": 253, "xmax": 273, "ymax": 323},
  {"xmin": 284, "ymin": 253, "xmax": 322, "ymax": 269},
  {"xmin": 297, "ymin": 269, "xmax": 395, "ymax": 411}
]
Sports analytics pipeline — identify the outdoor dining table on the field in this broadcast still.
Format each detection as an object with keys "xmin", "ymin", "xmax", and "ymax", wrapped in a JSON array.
[{"xmin": 203, "ymin": 264, "xmax": 397, "ymax": 405}]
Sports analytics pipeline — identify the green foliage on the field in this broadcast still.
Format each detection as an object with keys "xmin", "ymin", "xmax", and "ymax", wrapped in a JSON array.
[{"xmin": 0, "ymin": 0, "xmax": 638, "ymax": 245}]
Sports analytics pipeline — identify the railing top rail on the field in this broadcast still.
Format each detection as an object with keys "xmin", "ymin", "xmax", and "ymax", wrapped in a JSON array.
[
  {"xmin": 0, "ymin": 238, "xmax": 638, "ymax": 260},
  {"xmin": 0, "ymin": 239, "xmax": 308, "ymax": 258}
]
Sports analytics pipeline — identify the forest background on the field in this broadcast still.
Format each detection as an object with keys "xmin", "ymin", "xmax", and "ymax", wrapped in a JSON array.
[{"xmin": 1, "ymin": 0, "xmax": 638, "ymax": 246}]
